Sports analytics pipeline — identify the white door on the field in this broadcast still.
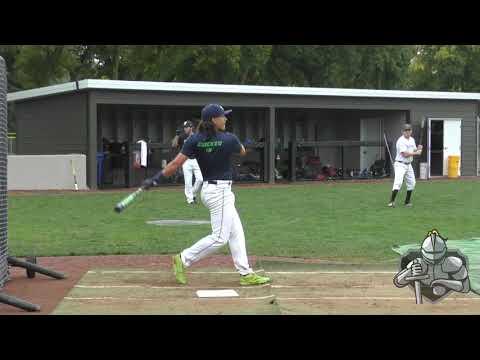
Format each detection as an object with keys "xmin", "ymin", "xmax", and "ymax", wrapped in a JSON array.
[
  {"xmin": 360, "ymin": 118, "xmax": 383, "ymax": 171},
  {"xmin": 443, "ymin": 119, "xmax": 462, "ymax": 176},
  {"xmin": 427, "ymin": 118, "xmax": 462, "ymax": 177}
]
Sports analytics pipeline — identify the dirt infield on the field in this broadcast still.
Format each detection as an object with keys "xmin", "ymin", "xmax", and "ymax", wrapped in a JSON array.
[
  {"xmin": 0, "ymin": 255, "xmax": 256, "ymax": 315},
  {"xmin": 2, "ymin": 255, "xmax": 479, "ymax": 315}
]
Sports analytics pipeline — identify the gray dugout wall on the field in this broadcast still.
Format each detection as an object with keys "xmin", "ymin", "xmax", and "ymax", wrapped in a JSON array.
[
  {"xmin": 409, "ymin": 99, "xmax": 478, "ymax": 176},
  {"xmin": 97, "ymin": 102, "xmax": 268, "ymax": 187},
  {"xmin": 273, "ymin": 98, "xmax": 478, "ymax": 178},
  {"xmin": 13, "ymin": 89, "xmax": 480, "ymax": 188},
  {"xmin": 98, "ymin": 104, "xmax": 267, "ymax": 148},
  {"xmin": 276, "ymin": 108, "xmax": 408, "ymax": 176},
  {"xmin": 97, "ymin": 104, "xmax": 203, "ymax": 187},
  {"xmin": 89, "ymin": 89, "xmax": 289, "ymax": 187},
  {"xmin": 15, "ymin": 92, "xmax": 88, "ymax": 155},
  {"xmin": 62, "ymin": 89, "xmax": 480, "ymax": 185}
]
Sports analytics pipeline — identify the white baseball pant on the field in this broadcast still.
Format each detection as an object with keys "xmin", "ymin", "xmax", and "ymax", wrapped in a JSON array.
[
  {"xmin": 392, "ymin": 162, "xmax": 416, "ymax": 191},
  {"xmin": 182, "ymin": 158, "xmax": 203, "ymax": 203},
  {"xmin": 180, "ymin": 181, "xmax": 253, "ymax": 276}
]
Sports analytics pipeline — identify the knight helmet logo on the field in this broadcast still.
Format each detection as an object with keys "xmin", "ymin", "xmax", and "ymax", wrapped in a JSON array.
[{"xmin": 393, "ymin": 229, "xmax": 470, "ymax": 304}]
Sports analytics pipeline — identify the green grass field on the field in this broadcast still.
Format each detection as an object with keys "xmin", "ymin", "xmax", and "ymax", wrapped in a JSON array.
[{"xmin": 7, "ymin": 179, "xmax": 480, "ymax": 262}]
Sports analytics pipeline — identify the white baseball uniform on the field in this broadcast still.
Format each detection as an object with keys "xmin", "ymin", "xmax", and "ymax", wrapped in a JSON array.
[
  {"xmin": 179, "ymin": 131, "xmax": 254, "ymax": 276},
  {"xmin": 182, "ymin": 158, "xmax": 203, "ymax": 203},
  {"xmin": 180, "ymin": 180, "xmax": 252, "ymax": 275},
  {"xmin": 392, "ymin": 135, "xmax": 417, "ymax": 191}
]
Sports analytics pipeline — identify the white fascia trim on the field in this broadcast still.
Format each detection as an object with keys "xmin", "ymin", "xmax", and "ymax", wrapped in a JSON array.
[
  {"xmin": 7, "ymin": 82, "xmax": 78, "ymax": 102},
  {"xmin": 8, "ymin": 79, "xmax": 480, "ymax": 102},
  {"xmin": 78, "ymin": 79, "xmax": 480, "ymax": 100}
]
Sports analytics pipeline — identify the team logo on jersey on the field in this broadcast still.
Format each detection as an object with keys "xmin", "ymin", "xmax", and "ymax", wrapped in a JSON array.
[
  {"xmin": 197, "ymin": 141, "xmax": 223, "ymax": 153},
  {"xmin": 392, "ymin": 229, "xmax": 471, "ymax": 304}
]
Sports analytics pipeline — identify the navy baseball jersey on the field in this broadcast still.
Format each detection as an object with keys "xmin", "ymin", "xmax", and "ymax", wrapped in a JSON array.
[
  {"xmin": 178, "ymin": 133, "xmax": 196, "ymax": 159},
  {"xmin": 181, "ymin": 132, "xmax": 242, "ymax": 181}
]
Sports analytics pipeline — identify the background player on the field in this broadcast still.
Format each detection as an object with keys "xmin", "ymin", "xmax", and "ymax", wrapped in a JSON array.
[
  {"xmin": 178, "ymin": 120, "xmax": 203, "ymax": 205},
  {"xmin": 388, "ymin": 123, "xmax": 423, "ymax": 207}
]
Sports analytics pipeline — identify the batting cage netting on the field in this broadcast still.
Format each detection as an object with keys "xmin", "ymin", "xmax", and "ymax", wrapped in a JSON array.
[{"xmin": 0, "ymin": 56, "xmax": 8, "ymax": 290}]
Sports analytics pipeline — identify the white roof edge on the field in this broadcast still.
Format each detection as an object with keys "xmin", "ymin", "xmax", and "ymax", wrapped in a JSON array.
[
  {"xmin": 7, "ymin": 79, "xmax": 480, "ymax": 102},
  {"xmin": 7, "ymin": 82, "xmax": 78, "ymax": 102}
]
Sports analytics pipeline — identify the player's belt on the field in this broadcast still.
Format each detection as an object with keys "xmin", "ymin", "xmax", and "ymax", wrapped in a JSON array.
[
  {"xmin": 396, "ymin": 161, "xmax": 411, "ymax": 165},
  {"xmin": 204, "ymin": 180, "xmax": 232, "ymax": 185}
]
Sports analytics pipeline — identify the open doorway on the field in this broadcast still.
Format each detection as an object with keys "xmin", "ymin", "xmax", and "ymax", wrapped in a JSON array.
[
  {"xmin": 360, "ymin": 117, "xmax": 384, "ymax": 171},
  {"xmin": 427, "ymin": 118, "xmax": 462, "ymax": 177}
]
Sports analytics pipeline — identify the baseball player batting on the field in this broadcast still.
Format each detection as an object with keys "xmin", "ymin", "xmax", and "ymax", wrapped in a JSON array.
[
  {"xmin": 117, "ymin": 104, "xmax": 271, "ymax": 287},
  {"xmin": 388, "ymin": 123, "xmax": 423, "ymax": 207}
]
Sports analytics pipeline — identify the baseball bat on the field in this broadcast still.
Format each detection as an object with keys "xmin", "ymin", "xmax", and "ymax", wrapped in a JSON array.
[
  {"xmin": 418, "ymin": 118, "xmax": 426, "ymax": 147},
  {"xmin": 71, "ymin": 159, "xmax": 79, "ymax": 191},
  {"xmin": 383, "ymin": 132, "xmax": 394, "ymax": 175},
  {"xmin": 383, "ymin": 132, "xmax": 394, "ymax": 165},
  {"xmin": 414, "ymin": 119, "xmax": 426, "ymax": 168},
  {"xmin": 114, "ymin": 187, "xmax": 145, "ymax": 213}
]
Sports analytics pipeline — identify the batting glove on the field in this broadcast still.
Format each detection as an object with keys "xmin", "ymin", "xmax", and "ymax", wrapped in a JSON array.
[
  {"xmin": 142, "ymin": 178, "xmax": 157, "ymax": 190},
  {"xmin": 142, "ymin": 171, "xmax": 165, "ymax": 190}
]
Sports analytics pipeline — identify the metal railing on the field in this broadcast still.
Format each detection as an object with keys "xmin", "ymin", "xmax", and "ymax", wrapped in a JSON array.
[{"xmin": 287, "ymin": 140, "xmax": 391, "ymax": 181}]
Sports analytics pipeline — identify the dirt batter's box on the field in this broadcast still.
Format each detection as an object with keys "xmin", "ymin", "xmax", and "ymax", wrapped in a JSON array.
[{"xmin": 52, "ymin": 260, "xmax": 480, "ymax": 315}]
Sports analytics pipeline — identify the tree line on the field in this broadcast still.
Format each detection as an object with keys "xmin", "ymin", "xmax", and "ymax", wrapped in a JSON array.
[{"xmin": 2, "ymin": 45, "xmax": 480, "ymax": 92}]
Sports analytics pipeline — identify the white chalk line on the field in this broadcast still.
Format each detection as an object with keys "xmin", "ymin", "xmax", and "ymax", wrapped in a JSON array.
[
  {"xmin": 198, "ymin": 295, "xmax": 275, "ymax": 301},
  {"xmin": 87, "ymin": 269, "xmax": 265, "ymax": 275},
  {"xmin": 76, "ymin": 284, "xmax": 378, "ymax": 290},
  {"xmin": 64, "ymin": 295, "xmax": 479, "ymax": 302},
  {"xmin": 74, "ymin": 284, "xmax": 271, "ymax": 290},
  {"xmin": 86, "ymin": 270, "xmax": 395, "ymax": 275},
  {"xmin": 64, "ymin": 295, "xmax": 276, "ymax": 301},
  {"xmin": 272, "ymin": 285, "xmax": 389, "ymax": 289},
  {"xmin": 276, "ymin": 296, "xmax": 480, "ymax": 301},
  {"xmin": 268, "ymin": 271, "xmax": 395, "ymax": 274},
  {"xmin": 73, "ymin": 284, "xmax": 422, "ymax": 292},
  {"xmin": 64, "ymin": 297, "xmax": 157, "ymax": 301}
]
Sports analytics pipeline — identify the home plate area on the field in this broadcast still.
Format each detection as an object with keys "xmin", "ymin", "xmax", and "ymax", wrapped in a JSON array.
[{"xmin": 52, "ymin": 261, "xmax": 480, "ymax": 315}]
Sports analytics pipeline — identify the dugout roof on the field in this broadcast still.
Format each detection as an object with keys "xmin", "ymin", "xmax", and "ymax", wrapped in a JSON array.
[{"xmin": 8, "ymin": 79, "xmax": 480, "ymax": 103}]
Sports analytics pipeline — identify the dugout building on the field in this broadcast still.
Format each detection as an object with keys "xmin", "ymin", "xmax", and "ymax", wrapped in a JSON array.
[{"xmin": 6, "ymin": 80, "xmax": 480, "ymax": 190}]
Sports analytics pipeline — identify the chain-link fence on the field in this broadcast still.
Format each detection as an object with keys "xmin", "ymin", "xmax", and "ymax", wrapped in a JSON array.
[{"xmin": 0, "ymin": 56, "xmax": 9, "ymax": 289}]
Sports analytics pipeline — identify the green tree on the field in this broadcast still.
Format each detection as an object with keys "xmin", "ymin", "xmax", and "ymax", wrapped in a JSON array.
[
  {"xmin": 2, "ymin": 44, "xmax": 437, "ymax": 92},
  {"xmin": 264, "ymin": 45, "xmax": 415, "ymax": 89},
  {"xmin": 123, "ymin": 45, "xmax": 273, "ymax": 84},
  {"xmin": 264, "ymin": 45, "xmax": 311, "ymax": 86},
  {"xmin": 408, "ymin": 45, "xmax": 480, "ymax": 92},
  {"xmin": 120, "ymin": 45, "xmax": 199, "ymax": 81},
  {"xmin": 13, "ymin": 45, "xmax": 80, "ymax": 88},
  {"xmin": 346, "ymin": 45, "xmax": 415, "ymax": 89},
  {"xmin": 85, "ymin": 45, "xmax": 131, "ymax": 80},
  {"xmin": 0, "ymin": 45, "xmax": 23, "ymax": 91},
  {"xmin": 238, "ymin": 45, "xmax": 273, "ymax": 84},
  {"xmin": 175, "ymin": 45, "xmax": 242, "ymax": 83}
]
